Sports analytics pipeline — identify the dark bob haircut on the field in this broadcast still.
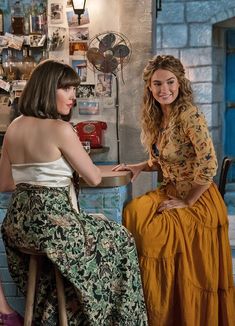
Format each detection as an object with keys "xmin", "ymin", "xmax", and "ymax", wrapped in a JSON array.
[{"xmin": 18, "ymin": 59, "xmax": 80, "ymax": 120}]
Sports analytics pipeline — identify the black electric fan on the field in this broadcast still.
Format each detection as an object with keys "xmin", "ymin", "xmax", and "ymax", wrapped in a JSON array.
[{"xmin": 86, "ymin": 31, "xmax": 132, "ymax": 163}]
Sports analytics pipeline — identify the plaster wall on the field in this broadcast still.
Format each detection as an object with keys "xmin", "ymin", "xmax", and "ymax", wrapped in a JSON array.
[{"xmin": 86, "ymin": 0, "xmax": 156, "ymax": 197}]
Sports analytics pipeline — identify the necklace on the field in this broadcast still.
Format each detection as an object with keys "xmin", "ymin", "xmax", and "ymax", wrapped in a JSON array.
[
  {"xmin": 159, "ymin": 127, "xmax": 166, "ymax": 134},
  {"xmin": 159, "ymin": 120, "xmax": 169, "ymax": 134}
]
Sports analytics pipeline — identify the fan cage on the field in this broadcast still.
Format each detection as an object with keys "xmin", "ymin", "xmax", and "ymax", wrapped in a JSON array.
[{"xmin": 86, "ymin": 31, "xmax": 132, "ymax": 74}]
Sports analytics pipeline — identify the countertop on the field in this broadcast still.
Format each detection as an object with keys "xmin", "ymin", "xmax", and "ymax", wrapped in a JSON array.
[{"xmin": 79, "ymin": 165, "xmax": 132, "ymax": 188}]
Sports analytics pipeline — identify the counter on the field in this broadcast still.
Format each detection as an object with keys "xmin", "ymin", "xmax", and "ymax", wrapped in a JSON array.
[
  {"xmin": 80, "ymin": 164, "xmax": 132, "ymax": 187},
  {"xmin": 79, "ymin": 165, "xmax": 132, "ymax": 224}
]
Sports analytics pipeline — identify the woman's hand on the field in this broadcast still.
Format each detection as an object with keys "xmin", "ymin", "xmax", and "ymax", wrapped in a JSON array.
[
  {"xmin": 112, "ymin": 162, "xmax": 147, "ymax": 182},
  {"xmin": 157, "ymin": 195, "xmax": 188, "ymax": 213}
]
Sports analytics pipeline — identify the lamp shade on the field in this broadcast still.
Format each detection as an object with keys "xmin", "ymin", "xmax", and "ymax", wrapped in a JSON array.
[
  {"xmin": 71, "ymin": 0, "xmax": 86, "ymax": 11},
  {"xmin": 71, "ymin": 0, "xmax": 86, "ymax": 25}
]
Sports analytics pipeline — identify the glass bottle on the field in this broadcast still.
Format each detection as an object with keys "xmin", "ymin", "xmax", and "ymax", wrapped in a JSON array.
[
  {"xmin": 37, "ymin": 1, "xmax": 46, "ymax": 33},
  {"xmin": 2, "ymin": 49, "xmax": 20, "ymax": 81},
  {"xmin": 29, "ymin": 2, "xmax": 39, "ymax": 34},
  {"xmin": 39, "ymin": 49, "xmax": 48, "ymax": 62},
  {"xmin": 24, "ymin": 4, "xmax": 30, "ymax": 35},
  {"xmin": 21, "ymin": 47, "xmax": 36, "ymax": 80},
  {"xmin": 11, "ymin": 1, "xmax": 24, "ymax": 35}
]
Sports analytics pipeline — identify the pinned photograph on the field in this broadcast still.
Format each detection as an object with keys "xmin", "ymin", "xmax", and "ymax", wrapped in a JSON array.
[
  {"xmin": 69, "ymin": 27, "xmax": 89, "ymax": 42},
  {"xmin": 95, "ymin": 73, "xmax": 112, "ymax": 97},
  {"xmin": 69, "ymin": 42, "xmax": 88, "ymax": 55},
  {"xmin": 48, "ymin": 27, "xmax": 66, "ymax": 51},
  {"xmin": 78, "ymin": 100, "xmax": 99, "ymax": 115},
  {"xmin": 76, "ymin": 84, "xmax": 95, "ymax": 98},
  {"xmin": 49, "ymin": 2, "xmax": 64, "ymax": 24},
  {"xmin": 72, "ymin": 59, "xmax": 87, "ymax": 82}
]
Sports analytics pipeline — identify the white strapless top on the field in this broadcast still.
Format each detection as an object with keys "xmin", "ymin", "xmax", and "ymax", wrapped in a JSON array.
[
  {"xmin": 12, "ymin": 157, "xmax": 78, "ymax": 211},
  {"xmin": 12, "ymin": 157, "xmax": 73, "ymax": 187}
]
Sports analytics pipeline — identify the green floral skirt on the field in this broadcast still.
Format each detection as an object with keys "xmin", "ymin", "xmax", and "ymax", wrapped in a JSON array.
[{"xmin": 1, "ymin": 184, "xmax": 148, "ymax": 325}]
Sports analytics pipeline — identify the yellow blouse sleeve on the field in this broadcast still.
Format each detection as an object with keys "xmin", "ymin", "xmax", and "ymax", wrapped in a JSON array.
[{"xmin": 181, "ymin": 106, "xmax": 218, "ymax": 185}]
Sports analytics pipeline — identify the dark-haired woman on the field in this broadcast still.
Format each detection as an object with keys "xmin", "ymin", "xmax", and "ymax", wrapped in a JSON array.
[{"xmin": 0, "ymin": 60, "xmax": 148, "ymax": 325}]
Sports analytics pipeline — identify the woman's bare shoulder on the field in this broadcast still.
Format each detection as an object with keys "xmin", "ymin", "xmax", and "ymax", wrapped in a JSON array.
[{"xmin": 51, "ymin": 119, "xmax": 74, "ymax": 134}]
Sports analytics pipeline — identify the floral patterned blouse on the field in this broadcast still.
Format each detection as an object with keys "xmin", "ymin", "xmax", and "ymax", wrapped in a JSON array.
[{"xmin": 148, "ymin": 105, "xmax": 218, "ymax": 199}]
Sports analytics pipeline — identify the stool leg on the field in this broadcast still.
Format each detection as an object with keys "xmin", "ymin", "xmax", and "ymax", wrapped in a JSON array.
[
  {"xmin": 55, "ymin": 267, "xmax": 68, "ymax": 326},
  {"xmin": 24, "ymin": 255, "xmax": 38, "ymax": 326}
]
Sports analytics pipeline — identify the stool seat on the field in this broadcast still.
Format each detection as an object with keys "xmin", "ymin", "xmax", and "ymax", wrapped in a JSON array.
[{"xmin": 18, "ymin": 247, "xmax": 68, "ymax": 326}]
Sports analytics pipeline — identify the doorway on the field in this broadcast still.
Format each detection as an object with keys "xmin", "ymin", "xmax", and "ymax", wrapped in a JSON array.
[{"xmin": 225, "ymin": 29, "xmax": 235, "ymax": 180}]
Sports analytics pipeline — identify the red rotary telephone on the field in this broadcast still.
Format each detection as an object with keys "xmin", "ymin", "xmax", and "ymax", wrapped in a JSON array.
[{"xmin": 75, "ymin": 120, "xmax": 107, "ymax": 148}]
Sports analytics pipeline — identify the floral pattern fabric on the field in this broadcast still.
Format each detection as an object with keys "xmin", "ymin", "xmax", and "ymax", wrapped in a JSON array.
[
  {"xmin": 125, "ymin": 106, "xmax": 235, "ymax": 325},
  {"xmin": 149, "ymin": 105, "xmax": 218, "ymax": 198},
  {"xmin": 1, "ymin": 184, "xmax": 148, "ymax": 325}
]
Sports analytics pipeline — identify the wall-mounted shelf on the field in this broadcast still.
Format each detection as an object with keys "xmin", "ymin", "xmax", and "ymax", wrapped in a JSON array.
[{"xmin": 90, "ymin": 146, "xmax": 110, "ymax": 155}]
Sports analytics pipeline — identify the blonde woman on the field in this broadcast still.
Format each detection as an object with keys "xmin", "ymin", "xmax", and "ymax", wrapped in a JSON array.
[{"xmin": 113, "ymin": 55, "xmax": 235, "ymax": 325}]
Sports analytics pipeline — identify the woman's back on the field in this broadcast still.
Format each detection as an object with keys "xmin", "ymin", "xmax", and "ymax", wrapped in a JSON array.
[{"xmin": 5, "ymin": 115, "xmax": 63, "ymax": 164}]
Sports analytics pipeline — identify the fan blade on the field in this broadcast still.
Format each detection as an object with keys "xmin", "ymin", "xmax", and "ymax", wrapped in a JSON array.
[
  {"xmin": 86, "ymin": 47, "xmax": 104, "ymax": 65},
  {"xmin": 100, "ymin": 57, "xmax": 118, "ymax": 73},
  {"xmin": 98, "ymin": 33, "xmax": 116, "ymax": 52},
  {"xmin": 112, "ymin": 44, "xmax": 130, "ymax": 58}
]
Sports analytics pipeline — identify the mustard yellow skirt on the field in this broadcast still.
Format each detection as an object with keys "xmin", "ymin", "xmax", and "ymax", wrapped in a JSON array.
[{"xmin": 123, "ymin": 183, "xmax": 235, "ymax": 326}]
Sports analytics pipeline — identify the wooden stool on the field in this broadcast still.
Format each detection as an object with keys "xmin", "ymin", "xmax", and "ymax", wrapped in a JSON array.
[{"xmin": 19, "ymin": 248, "xmax": 68, "ymax": 326}]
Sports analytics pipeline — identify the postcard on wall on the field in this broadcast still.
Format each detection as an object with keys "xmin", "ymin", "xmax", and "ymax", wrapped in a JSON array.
[
  {"xmin": 66, "ymin": 9, "xmax": 90, "ymax": 27},
  {"xmin": 49, "ymin": 2, "xmax": 65, "ymax": 25},
  {"xmin": 48, "ymin": 27, "xmax": 66, "ymax": 51},
  {"xmin": 69, "ymin": 42, "xmax": 88, "ymax": 55},
  {"xmin": 72, "ymin": 59, "xmax": 87, "ymax": 82},
  {"xmin": 76, "ymin": 84, "xmax": 95, "ymax": 98},
  {"xmin": 69, "ymin": 27, "xmax": 89, "ymax": 42},
  {"xmin": 78, "ymin": 100, "xmax": 99, "ymax": 115},
  {"xmin": 66, "ymin": 0, "xmax": 72, "ymax": 7},
  {"xmin": 95, "ymin": 73, "xmax": 112, "ymax": 97}
]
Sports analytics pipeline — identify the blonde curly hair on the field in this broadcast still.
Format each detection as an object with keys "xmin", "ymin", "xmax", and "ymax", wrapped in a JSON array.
[{"xmin": 140, "ymin": 55, "xmax": 194, "ymax": 152}]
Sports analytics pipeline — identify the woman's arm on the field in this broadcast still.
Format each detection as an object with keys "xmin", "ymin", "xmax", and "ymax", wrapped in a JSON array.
[
  {"xmin": 112, "ymin": 160, "xmax": 160, "ymax": 182},
  {"xmin": 157, "ymin": 182, "xmax": 210, "ymax": 213},
  {"xmin": 0, "ymin": 140, "xmax": 15, "ymax": 192},
  {"xmin": 55, "ymin": 121, "xmax": 101, "ymax": 187}
]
